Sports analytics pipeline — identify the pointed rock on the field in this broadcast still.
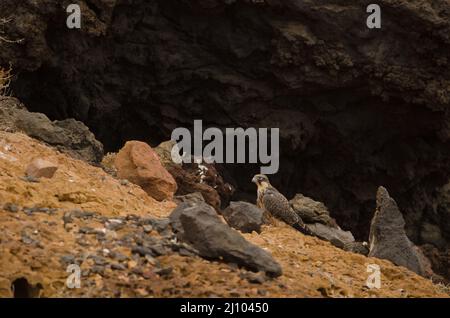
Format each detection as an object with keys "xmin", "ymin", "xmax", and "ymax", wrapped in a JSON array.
[{"xmin": 369, "ymin": 186, "xmax": 427, "ymax": 276}]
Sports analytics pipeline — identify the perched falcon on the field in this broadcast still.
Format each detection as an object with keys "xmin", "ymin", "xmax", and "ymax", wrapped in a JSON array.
[{"xmin": 252, "ymin": 174, "xmax": 313, "ymax": 236}]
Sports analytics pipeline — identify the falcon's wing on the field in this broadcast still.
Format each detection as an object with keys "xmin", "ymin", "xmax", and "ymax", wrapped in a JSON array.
[
  {"xmin": 262, "ymin": 187, "xmax": 299, "ymax": 226},
  {"xmin": 263, "ymin": 187, "xmax": 314, "ymax": 236}
]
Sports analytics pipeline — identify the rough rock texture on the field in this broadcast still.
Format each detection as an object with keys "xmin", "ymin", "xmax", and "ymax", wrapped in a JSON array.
[
  {"xmin": 0, "ymin": 131, "xmax": 448, "ymax": 297},
  {"xmin": 173, "ymin": 192, "xmax": 206, "ymax": 206},
  {"xmin": 290, "ymin": 194, "xmax": 337, "ymax": 228},
  {"xmin": 0, "ymin": 97, "xmax": 103, "ymax": 163},
  {"xmin": 369, "ymin": 187, "xmax": 428, "ymax": 277},
  {"xmin": 155, "ymin": 141, "xmax": 235, "ymax": 209},
  {"xmin": 1, "ymin": 0, "xmax": 450, "ymax": 279},
  {"xmin": 222, "ymin": 201, "xmax": 264, "ymax": 234},
  {"xmin": 170, "ymin": 202, "xmax": 281, "ymax": 276},
  {"xmin": 115, "ymin": 141, "xmax": 177, "ymax": 201},
  {"xmin": 25, "ymin": 158, "xmax": 58, "ymax": 179},
  {"xmin": 307, "ymin": 223, "xmax": 355, "ymax": 250}
]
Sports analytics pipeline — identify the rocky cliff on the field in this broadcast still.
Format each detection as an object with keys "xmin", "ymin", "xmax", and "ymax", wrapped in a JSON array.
[
  {"xmin": 0, "ymin": 0, "xmax": 449, "ymax": 285},
  {"xmin": 0, "ymin": 129, "xmax": 447, "ymax": 297}
]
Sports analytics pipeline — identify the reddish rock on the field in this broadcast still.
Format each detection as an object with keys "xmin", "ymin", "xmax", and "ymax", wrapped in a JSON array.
[
  {"xmin": 115, "ymin": 141, "xmax": 177, "ymax": 201},
  {"xmin": 25, "ymin": 158, "xmax": 58, "ymax": 179},
  {"xmin": 154, "ymin": 141, "xmax": 235, "ymax": 209}
]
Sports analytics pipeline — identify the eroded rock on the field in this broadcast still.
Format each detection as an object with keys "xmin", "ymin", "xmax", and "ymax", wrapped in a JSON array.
[
  {"xmin": 170, "ymin": 202, "xmax": 282, "ymax": 277},
  {"xmin": 155, "ymin": 140, "xmax": 235, "ymax": 209},
  {"xmin": 115, "ymin": 141, "xmax": 177, "ymax": 201},
  {"xmin": 25, "ymin": 158, "xmax": 58, "ymax": 179},
  {"xmin": 222, "ymin": 201, "xmax": 264, "ymax": 234},
  {"xmin": 290, "ymin": 194, "xmax": 337, "ymax": 228},
  {"xmin": 307, "ymin": 223, "xmax": 355, "ymax": 249},
  {"xmin": 369, "ymin": 187, "xmax": 428, "ymax": 276},
  {"xmin": 0, "ymin": 97, "xmax": 104, "ymax": 163}
]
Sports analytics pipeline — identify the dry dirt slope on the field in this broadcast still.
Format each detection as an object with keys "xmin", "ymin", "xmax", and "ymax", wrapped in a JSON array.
[{"xmin": 0, "ymin": 131, "xmax": 447, "ymax": 298}]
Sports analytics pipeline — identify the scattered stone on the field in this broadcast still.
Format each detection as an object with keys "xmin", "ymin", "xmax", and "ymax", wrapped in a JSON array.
[
  {"xmin": 115, "ymin": 141, "xmax": 177, "ymax": 201},
  {"xmin": 111, "ymin": 263, "xmax": 127, "ymax": 271},
  {"xmin": 142, "ymin": 225, "xmax": 153, "ymax": 233},
  {"xmin": 89, "ymin": 255, "xmax": 108, "ymax": 266},
  {"xmin": 150, "ymin": 218, "xmax": 171, "ymax": 234},
  {"xmin": 60, "ymin": 255, "xmax": 76, "ymax": 265},
  {"xmin": 307, "ymin": 223, "xmax": 355, "ymax": 249},
  {"xmin": 131, "ymin": 246, "xmax": 156, "ymax": 257},
  {"xmin": 25, "ymin": 158, "xmax": 58, "ymax": 179},
  {"xmin": 154, "ymin": 267, "xmax": 173, "ymax": 277},
  {"xmin": 368, "ymin": 186, "xmax": 428, "ymax": 276},
  {"xmin": 3, "ymin": 203, "xmax": 19, "ymax": 213},
  {"xmin": 148, "ymin": 243, "xmax": 168, "ymax": 256},
  {"xmin": 241, "ymin": 271, "xmax": 267, "ymax": 284},
  {"xmin": 20, "ymin": 175, "xmax": 40, "ymax": 183},
  {"xmin": 170, "ymin": 202, "xmax": 282, "ymax": 277},
  {"xmin": 79, "ymin": 227, "xmax": 97, "ymax": 235},
  {"xmin": 222, "ymin": 201, "xmax": 264, "ymax": 233},
  {"xmin": 290, "ymin": 194, "xmax": 337, "ymax": 227},
  {"xmin": 90, "ymin": 265, "xmax": 105, "ymax": 275},
  {"xmin": 109, "ymin": 251, "xmax": 129, "ymax": 262}
]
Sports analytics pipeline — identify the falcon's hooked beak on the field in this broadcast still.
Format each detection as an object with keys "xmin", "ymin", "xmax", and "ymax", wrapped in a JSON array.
[{"xmin": 252, "ymin": 174, "xmax": 269, "ymax": 187}]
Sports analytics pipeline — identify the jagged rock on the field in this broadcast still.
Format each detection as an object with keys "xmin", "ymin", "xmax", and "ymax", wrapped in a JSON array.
[
  {"xmin": 290, "ymin": 194, "xmax": 337, "ymax": 228},
  {"xmin": 369, "ymin": 187, "xmax": 428, "ymax": 276},
  {"xmin": 0, "ymin": 97, "xmax": 103, "ymax": 163},
  {"xmin": 25, "ymin": 158, "xmax": 58, "ymax": 179},
  {"xmin": 221, "ymin": 201, "xmax": 264, "ymax": 234},
  {"xmin": 115, "ymin": 141, "xmax": 177, "ymax": 201},
  {"xmin": 155, "ymin": 140, "xmax": 235, "ymax": 209},
  {"xmin": 307, "ymin": 223, "xmax": 355, "ymax": 249},
  {"xmin": 170, "ymin": 202, "xmax": 282, "ymax": 277}
]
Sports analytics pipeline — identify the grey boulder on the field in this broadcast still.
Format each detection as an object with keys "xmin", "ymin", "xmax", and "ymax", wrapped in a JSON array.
[
  {"xmin": 369, "ymin": 186, "xmax": 428, "ymax": 276},
  {"xmin": 170, "ymin": 202, "xmax": 282, "ymax": 277},
  {"xmin": 221, "ymin": 201, "xmax": 264, "ymax": 233}
]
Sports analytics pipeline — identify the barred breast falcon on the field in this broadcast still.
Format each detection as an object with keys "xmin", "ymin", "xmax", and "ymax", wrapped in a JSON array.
[{"xmin": 252, "ymin": 174, "xmax": 313, "ymax": 235}]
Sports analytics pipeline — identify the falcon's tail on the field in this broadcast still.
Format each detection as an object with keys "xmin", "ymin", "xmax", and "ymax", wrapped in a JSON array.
[{"xmin": 293, "ymin": 222, "xmax": 314, "ymax": 236}]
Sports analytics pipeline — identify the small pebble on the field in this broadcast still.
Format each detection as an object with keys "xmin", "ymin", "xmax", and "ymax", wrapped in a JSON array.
[{"xmin": 3, "ymin": 203, "xmax": 19, "ymax": 213}]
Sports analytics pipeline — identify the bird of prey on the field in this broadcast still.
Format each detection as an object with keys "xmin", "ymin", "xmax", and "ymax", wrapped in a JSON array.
[{"xmin": 252, "ymin": 174, "xmax": 313, "ymax": 235}]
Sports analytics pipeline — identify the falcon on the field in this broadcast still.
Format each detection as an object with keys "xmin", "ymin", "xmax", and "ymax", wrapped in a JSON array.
[{"xmin": 252, "ymin": 174, "xmax": 313, "ymax": 235}]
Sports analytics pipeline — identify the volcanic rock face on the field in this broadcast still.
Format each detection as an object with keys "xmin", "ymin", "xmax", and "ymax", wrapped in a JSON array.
[
  {"xmin": 369, "ymin": 187, "xmax": 427, "ymax": 276},
  {"xmin": 1, "ymin": 0, "xmax": 450, "ymax": 278},
  {"xmin": 0, "ymin": 97, "xmax": 103, "ymax": 163}
]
